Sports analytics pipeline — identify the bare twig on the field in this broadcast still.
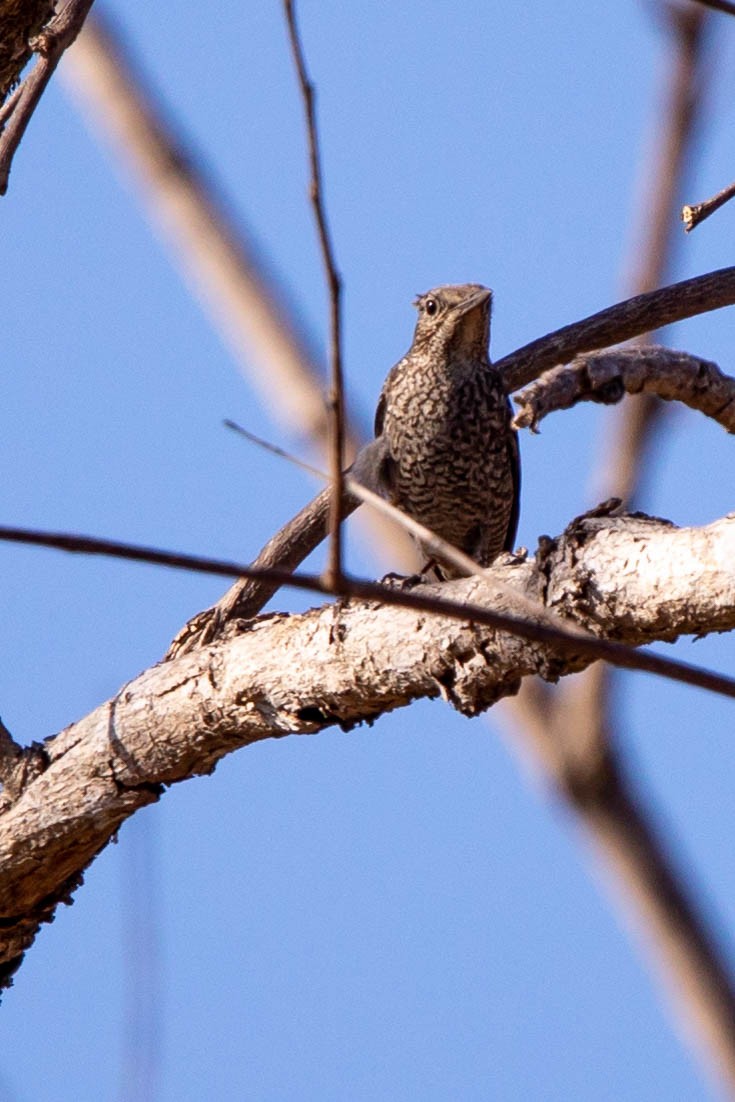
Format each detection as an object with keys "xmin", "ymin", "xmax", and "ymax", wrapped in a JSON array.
[
  {"xmin": 683, "ymin": 178, "xmax": 735, "ymax": 232},
  {"xmin": 224, "ymin": 418, "xmax": 597, "ymax": 635},
  {"xmin": 0, "ymin": 0, "xmax": 96, "ymax": 194},
  {"xmin": 512, "ymin": 347, "xmax": 735, "ymax": 432},
  {"xmin": 1, "ymin": 521, "xmax": 735, "ymax": 700},
  {"xmin": 283, "ymin": 0, "xmax": 346, "ymax": 589},
  {"xmin": 497, "ymin": 266, "xmax": 735, "ymax": 393}
]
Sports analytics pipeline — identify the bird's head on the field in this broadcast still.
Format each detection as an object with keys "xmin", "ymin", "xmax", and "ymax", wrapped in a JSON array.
[{"xmin": 411, "ymin": 283, "xmax": 492, "ymax": 359}]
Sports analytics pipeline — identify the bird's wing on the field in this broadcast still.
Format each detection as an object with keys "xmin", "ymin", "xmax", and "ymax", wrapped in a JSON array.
[{"xmin": 373, "ymin": 360, "xmax": 403, "ymax": 437}]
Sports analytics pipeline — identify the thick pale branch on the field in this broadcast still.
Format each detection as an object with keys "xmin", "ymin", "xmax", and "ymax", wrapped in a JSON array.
[{"xmin": 1, "ymin": 509, "xmax": 733, "ymax": 980}]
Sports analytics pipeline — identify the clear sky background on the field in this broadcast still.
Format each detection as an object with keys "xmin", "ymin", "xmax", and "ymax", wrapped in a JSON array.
[{"xmin": 2, "ymin": 2, "xmax": 735, "ymax": 1100}]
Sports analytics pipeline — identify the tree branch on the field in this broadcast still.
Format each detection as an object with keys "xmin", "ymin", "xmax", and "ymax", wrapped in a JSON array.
[
  {"xmin": 512, "ymin": 346, "xmax": 735, "ymax": 432},
  {"xmin": 0, "ymin": 0, "xmax": 96, "ymax": 194},
  {"xmin": 1, "ymin": 508, "xmax": 734, "ymax": 981},
  {"xmin": 496, "ymin": 267, "xmax": 735, "ymax": 393}
]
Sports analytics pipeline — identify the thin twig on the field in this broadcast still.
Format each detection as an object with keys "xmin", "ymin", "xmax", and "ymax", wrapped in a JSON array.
[
  {"xmin": 283, "ymin": 0, "xmax": 345, "ymax": 589},
  {"xmin": 0, "ymin": 0, "xmax": 96, "ymax": 195},
  {"xmin": 225, "ymin": 418, "xmax": 588, "ymax": 632},
  {"xmin": 0, "ymin": 522, "xmax": 734, "ymax": 700},
  {"xmin": 683, "ymin": 178, "xmax": 735, "ymax": 232},
  {"xmin": 496, "ymin": 266, "xmax": 735, "ymax": 393}
]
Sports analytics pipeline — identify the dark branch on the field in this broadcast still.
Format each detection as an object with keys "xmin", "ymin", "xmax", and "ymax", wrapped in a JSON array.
[{"xmin": 497, "ymin": 267, "xmax": 735, "ymax": 393}]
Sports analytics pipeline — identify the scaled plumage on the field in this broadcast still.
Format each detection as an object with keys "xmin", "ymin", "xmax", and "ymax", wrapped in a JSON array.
[{"xmin": 372, "ymin": 283, "xmax": 520, "ymax": 576}]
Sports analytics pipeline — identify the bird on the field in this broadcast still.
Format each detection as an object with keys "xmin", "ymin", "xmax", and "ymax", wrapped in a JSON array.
[
  {"xmin": 166, "ymin": 282, "xmax": 520, "ymax": 657},
  {"xmin": 360, "ymin": 282, "xmax": 520, "ymax": 577}
]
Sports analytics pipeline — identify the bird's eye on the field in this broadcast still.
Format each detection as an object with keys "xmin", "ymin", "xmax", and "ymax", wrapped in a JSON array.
[{"xmin": 425, "ymin": 298, "xmax": 438, "ymax": 316}]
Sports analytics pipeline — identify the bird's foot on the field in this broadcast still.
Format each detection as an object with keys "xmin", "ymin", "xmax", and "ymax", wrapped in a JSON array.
[
  {"xmin": 496, "ymin": 546, "xmax": 528, "ymax": 566},
  {"xmin": 377, "ymin": 571, "xmax": 425, "ymax": 590}
]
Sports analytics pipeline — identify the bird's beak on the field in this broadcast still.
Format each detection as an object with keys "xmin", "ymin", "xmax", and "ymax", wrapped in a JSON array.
[
  {"xmin": 454, "ymin": 287, "xmax": 492, "ymax": 349},
  {"xmin": 457, "ymin": 287, "xmax": 492, "ymax": 316}
]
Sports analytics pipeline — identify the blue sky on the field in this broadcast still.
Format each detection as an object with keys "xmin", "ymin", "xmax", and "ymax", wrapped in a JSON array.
[{"xmin": 2, "ymin": 3, "xmax": 735, "ymax": 1099}]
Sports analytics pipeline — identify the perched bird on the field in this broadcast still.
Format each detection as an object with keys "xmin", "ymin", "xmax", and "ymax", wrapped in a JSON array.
[
  {"xmin": 166, "ymin": 283, "xmax": 520, "ymax": 657},
  {"xmin": 364, "ymin": 283, "xmax": 520, "ymax": 576}
]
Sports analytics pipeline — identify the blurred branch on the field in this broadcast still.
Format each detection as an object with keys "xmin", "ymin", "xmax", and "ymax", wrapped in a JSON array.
[
  {"xmin": 601, "ymin": 2, "xmax": 710, "ymax": 505},
  {"xmin": 62, "ymin": 12, "xmax": 326, "ymax": 440},
  {"xmin": 498, "ymin": 9, "xmax": 735, "ymax": 1090},
  {"xmin": 560, "ymin": 733, "xmax": 735, "ymax": 1093},
  {"xmin": 61, "ymin": 11, "xmax": 416, "ymax": 572},
  {"xmin": 0, "ymin": 0, "xmax": 95, "ymax": 194},
  {"xmin": 512, "ymin": 347, "xmax": 735, "ymax": 432},
  {"xmin": 284, "ymin": 0, "xmax": 346, "ymax": 587}
]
